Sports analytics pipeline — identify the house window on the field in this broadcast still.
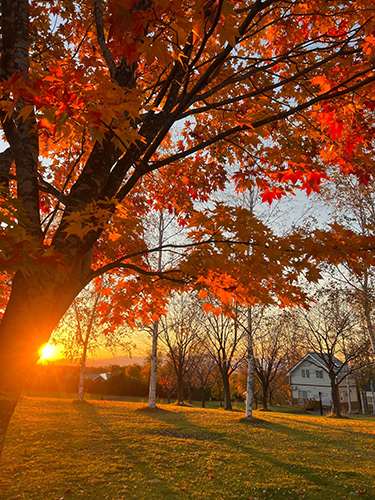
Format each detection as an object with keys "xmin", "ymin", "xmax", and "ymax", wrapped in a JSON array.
[
  {"xmin": 302, "ymin": 370, "xmax": 305, "ymax": 378},
  {"xmin": 298, "ymin": 391, "xmax": 308, "ymax": 399},
  {"xmin": 316, "ymin": 370, "xmax": 323, "ymax": 379},
  {"xmin": 306, "ymin": 370, "xmax": 310, "ymax": 378}
]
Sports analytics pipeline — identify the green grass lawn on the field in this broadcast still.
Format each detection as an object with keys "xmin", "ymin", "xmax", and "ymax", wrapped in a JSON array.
[{"xmin": 0, "ymin": 397, "xmax": 374, "ymax": 500}]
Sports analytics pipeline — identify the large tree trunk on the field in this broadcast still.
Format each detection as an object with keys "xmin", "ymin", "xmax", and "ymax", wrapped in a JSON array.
[
  {"xmin": 0, "ymin": 258, "xmax": 91, "ymax": 454},
  {"xmin": 148, "ymin": 320, "xmax": 159, "ymax": 409}
]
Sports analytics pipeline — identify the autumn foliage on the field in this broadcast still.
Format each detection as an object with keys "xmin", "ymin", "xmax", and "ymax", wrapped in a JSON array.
[{"xmin": 0, "ymin": 0, "xmax": 375, "ymax": 452}]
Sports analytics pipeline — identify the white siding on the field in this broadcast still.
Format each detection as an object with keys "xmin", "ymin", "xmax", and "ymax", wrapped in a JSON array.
[{"xmin": 289, "ymin": 357, "xmax": 331, "ymax": 406}]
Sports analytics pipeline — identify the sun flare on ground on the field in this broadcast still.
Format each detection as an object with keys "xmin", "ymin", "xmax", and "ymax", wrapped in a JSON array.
[{"xmin": 39, "ymin": 343, "xmax": 59, "ymax": 361}]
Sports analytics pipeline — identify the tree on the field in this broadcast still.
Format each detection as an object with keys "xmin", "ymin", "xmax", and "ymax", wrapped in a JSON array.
[
  {"xmin": 157, "ymin": 358, "xmax": 177, "ymax": 404},
  {"xmin": 145, "ymin": 209, "xmax": 186, "ymax": 408},
  {"xmin": 253, "ymin": 312, "xmax": 289, "ymax": 410},
  {"xmin": 1, "ymin": 0, "xmax": 375, "ymax": 453},
  {"xmin": 202, "ymin": 302, "xmax": 246, "ymax": 410},
  {"xmin": 147, "ymin": 210, "xmax": 164, "ymax": 409},
  {"xmin": 296, "ymin": 288, "xmax": 370, "ymax": 417},
  {"xmin": 52, "ymin": 282, "xmax": 132, "ymax": 402},
  {"xmin": 159, "ymin": 293, "xmax": 203, "ymax": 404},
  {"xmin": 319, "ymin": 176, "xmax": 375, "ymax": 352},
  {"xmin": 191, "ymin": 352, "xmax": 216, "ymax": 407}
]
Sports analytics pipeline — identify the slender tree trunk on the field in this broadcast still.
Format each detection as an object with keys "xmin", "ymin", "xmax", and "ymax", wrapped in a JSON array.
[
  {"xmin": 245, "ymin": 306, "xmax": 254, "ymax": 419},
  {"xmin": 148, "ymin": 211, "xmax": 163, "ymax": 408},
  {"xmin": 359, "ymin": 388, "xmax": 366, "ymax": 414},
  {"xmin": 346, "ymin": 376, "xmax": 351, "ymax": 414},
  {"xmin": 148, "ymin": 320, "xmax": 159, "ymax": 409},
  {"xmin": 222, "ymin": 369, "xmax": 232, "ymax": 411},
  {"xmin": 177, "ymin": 371, "xmax": 184, "ymax": 404},
  {"xmin": 363, "ymin": 270, "xmax": 375, "ymax": 353},
  {"xmin": 201, "ymin": 388, "xmax": 206, "ymax": 408},
  {"xmin": 329, "ymin": 375, "xmax": 341, "ymax": 417},
  {"xmin": 218, "ymin": 388, "xmax": 223, "ymax": 407},
  {"xmin": 187, "ymin": 384, "xmax": 192, "ymax": 404},
  {"xmin": 364, "ymin": 313, "xmax": 375, "ymax": 354},
  {"xmin": 78, "ymin": 339, "xmax": 89, "ymax": 402},
  {"xmin": 261, "ymin": 384, "xmax": 268, "ymax": 410},
  {"xmin": 372, "ymin": 381, "xmax": 375, "ymax": 416}
]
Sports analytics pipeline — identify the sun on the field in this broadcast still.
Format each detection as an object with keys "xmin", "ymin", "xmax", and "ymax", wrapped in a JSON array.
[{"xmin": 39, "ymin": 343, "xmax": 58, "ymax": 360}]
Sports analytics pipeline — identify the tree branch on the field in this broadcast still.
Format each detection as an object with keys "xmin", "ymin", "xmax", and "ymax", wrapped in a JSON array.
[
  {"xmin": 136, "ymin": 72, "xmax": 375, "ymax": 178},
  {"xmin": 93, "ymin": 0, "xmax": 117, "ymax": 79}
]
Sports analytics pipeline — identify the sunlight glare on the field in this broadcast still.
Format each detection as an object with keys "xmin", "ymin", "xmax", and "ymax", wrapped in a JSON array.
[{"xmin": 40, "ymin": 343, "xmax": 57, "ymax": 360}]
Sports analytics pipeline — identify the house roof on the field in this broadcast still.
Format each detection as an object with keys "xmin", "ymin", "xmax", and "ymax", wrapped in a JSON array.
[
  {"xmin": 286, "ymin": 352, "xmax": 347, "ymax": 377},
  {"xmin": 84, "ymin": 372, "xmax": 111, "ymax": 381}
]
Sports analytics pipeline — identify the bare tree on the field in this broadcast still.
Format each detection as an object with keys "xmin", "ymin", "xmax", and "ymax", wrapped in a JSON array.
[
  {"xmin": 296, "ymin": 288, "xmax": 370, "ymax": 417},
  {"xmin": 236, "ymin": 304, "xmax": 264, "ymax": 418},
  {"xmin": 202, "ymin": 303, "xmax": 247, "ymax": 411},
  {"xmin": 52, "ymin": 283, "xmax": 132, "ymax": 402},
  {"xmin": 253, "ymin": 312, "xmax": 289, "ymax": 410},
  {"xmin": 319, "ymin": 176, "xmax": 375, "ymax": 352},
  {"xmin": 157, "ymin": 358, "xmax": 177, "ymax": 404},
  {"xmin": 160, "ymin": 293, "xmax": 203, "ymax": 404},
  {"xmin": 191, "ymin": 353, "xmax": 216, "ymax": 408}
]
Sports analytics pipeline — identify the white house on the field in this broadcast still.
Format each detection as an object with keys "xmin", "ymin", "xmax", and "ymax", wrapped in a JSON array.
[{"xmin": 286, "ymin": 353, "xmax": 358, "ymax": 411}]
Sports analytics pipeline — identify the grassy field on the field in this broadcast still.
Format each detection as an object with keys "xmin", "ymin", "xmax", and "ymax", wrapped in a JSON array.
[{"xmin": 0, "ymin": 397, "xmax": 374, "ymax": 500}]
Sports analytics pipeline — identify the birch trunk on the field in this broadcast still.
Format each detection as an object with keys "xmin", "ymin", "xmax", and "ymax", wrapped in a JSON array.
[
  {"xmin": 245, "ymin": 307, "xmax": 254, "ymax": 419},
  {"xmin": 148, "ymin": 320, "xmax": 159, "ymax": 409},
  {"xmin": 148, "ymin": 211, "xmax": 164, "ymax": 408},
  {"xmin": 363, "ymin": 270, "xmax": 375, "ymax": 354},
  {"xmin": 372, "ymin": 382, "xmax": 375, "ymax": 416},
  {"xmin": 78, "ymin": 338, "xmax": 89, "ymax": 403}
]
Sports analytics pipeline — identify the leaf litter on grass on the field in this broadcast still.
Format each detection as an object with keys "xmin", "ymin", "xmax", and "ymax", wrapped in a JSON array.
[{"xmin": 0, "ymin": 398, "xmax": 374, "ymax": 500}]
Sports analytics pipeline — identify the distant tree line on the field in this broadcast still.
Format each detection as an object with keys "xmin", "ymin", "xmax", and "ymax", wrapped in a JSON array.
[{"xmin": 35, "ymin": 285, "xmax": 375, "ymax": 415}]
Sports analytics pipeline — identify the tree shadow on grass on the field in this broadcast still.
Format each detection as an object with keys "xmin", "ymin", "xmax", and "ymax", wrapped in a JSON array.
[
  {"xmin": 136, "ymin": 405, "xmax": 175, "ymax": 414},
  {"xmin": 69, "ymin": 401, "xmax": 373, "ymax": 499},
  {"xmin": 268, "ymin": 413, "xmax": 372, "ymax": 437},
  {"xmin": 230, "ymin": 419, "xmax": 365, "ymax": 495},
  {"xmin": 238, "ymin": 416, "xmax": 273, "ymax": 426}
]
